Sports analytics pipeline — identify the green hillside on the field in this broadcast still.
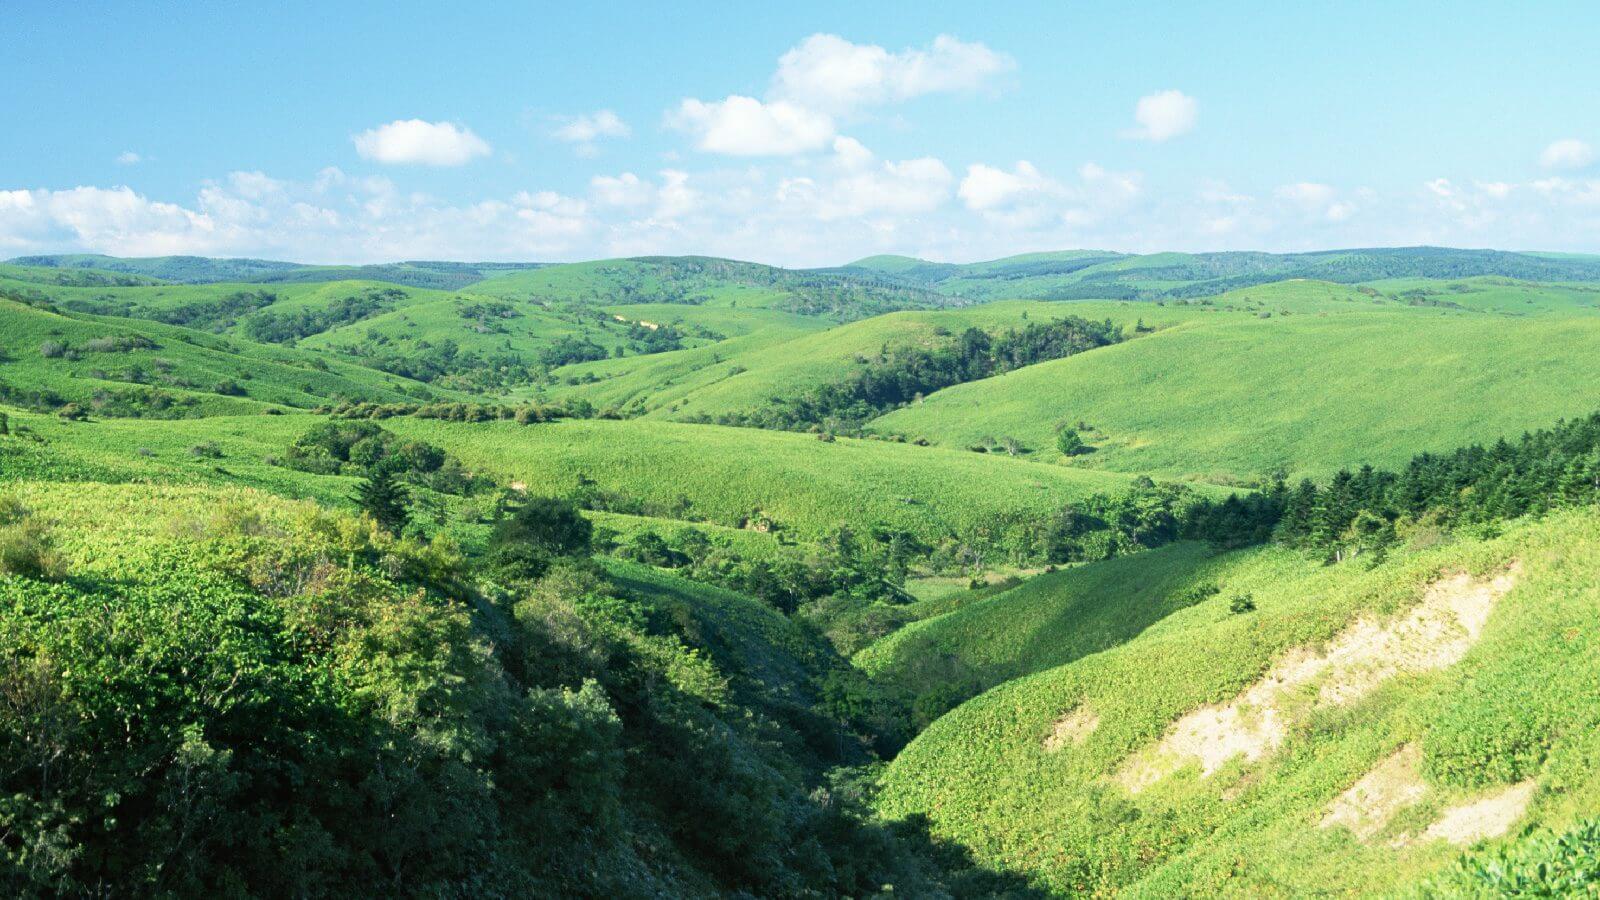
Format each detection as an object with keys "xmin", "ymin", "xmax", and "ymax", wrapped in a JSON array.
[
  {"xmin": 472, "ymin": 256, "xmax": 955, "ymax": 320},
  {"xmin": 845, "ymin": 247, "xmax": 1600, "ymax": 301},
  {"xmin": 7, "ymin": 253, "xmax": 525, "ymax": 289},
  {"xmin": 0, "ymin": 298, "xmax": 443, "ymax": 415},
  {"xmin": 540, "ymin": 300, "xmax": 1208, "ymax": 422},
  {"xmin": 8, "ymin": 250, "xmax": 1600, "ymax": 897},
  {"xmin": 870, "ymin": 281, "xmax": 1600, "ymax": 482},
  {"xmin": 875, "ymin": 508, "xmax": 1600, "ymax": 895}
]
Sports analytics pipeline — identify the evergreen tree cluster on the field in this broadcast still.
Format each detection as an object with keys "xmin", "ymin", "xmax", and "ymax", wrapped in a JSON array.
[{"xmin": 1270, "ymin": 413, "xmax": 1600, "ymax": 557}]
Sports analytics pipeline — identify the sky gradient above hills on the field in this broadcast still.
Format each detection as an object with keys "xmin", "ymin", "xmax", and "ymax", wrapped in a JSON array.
[{"xmin": 5, "ymin": 1, "xmax": 1600, "ymax": 265}]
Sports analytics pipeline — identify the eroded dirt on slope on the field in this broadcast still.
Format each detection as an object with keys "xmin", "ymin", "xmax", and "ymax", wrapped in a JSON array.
[
  {"xmin": 1116, "ymin": 564, "xmax": 1518, "ymax": 794},
  {"xmin": 1410, "ymin": 780, "xmax": 1538, "ymax": 846},
  {"xmin": 1319, "ymin": 744, "xmax": 1428, "ymax": 841},
  {"xmin": 1043, "ymin": 705, "xmax": 1100, "ymax": 752}
]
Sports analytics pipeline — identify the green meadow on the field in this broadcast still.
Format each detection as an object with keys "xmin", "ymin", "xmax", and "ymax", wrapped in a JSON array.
[{"xmin": 871, "ymin": 284, "xmax": 1600, "ymax": 482}]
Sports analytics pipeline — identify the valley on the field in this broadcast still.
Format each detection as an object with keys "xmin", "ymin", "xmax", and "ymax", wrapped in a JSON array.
[{"xmin": 4, "ymin": 247, "xmax": 1600, "ymax": 896}]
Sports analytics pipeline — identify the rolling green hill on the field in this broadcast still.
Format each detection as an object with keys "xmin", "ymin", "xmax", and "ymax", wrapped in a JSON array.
[
  {"xmin": 538, "ymin": 300, "xmax": 1210, "ymax": 422},
  {"xmin": 9, "ymin": 248, "xmax": 1600, "ymax": 895},
  {"xmin": 0, "ymin": 298, "xmax": 443, "ymax": 415},
  {"xmin": 876, "ymin": 508, "xmax": 1600, "ymax": 895},
  {"xmin": 869, "ymin": 281, "xmax": 1600, "ymax": 482},
  {"xmin": 471, "ymin": 256, "xmax": 955, "ymax": 320}
]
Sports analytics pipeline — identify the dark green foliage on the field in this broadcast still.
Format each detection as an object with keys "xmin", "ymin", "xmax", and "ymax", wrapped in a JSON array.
[
  {"xmin": 1057, "ymin": 427, "xmax": 1086, "ymax": 457},
  {"xmin": 239, "ymin": 288, "xmax": 404, "ymax": 343},
  {"xmin": 488, "ymin": 496, "xmax": 594, "ymax": 581},
  {"xmin": 148, "ymin": 288, "xmax": 278, "ymax": 331},
  {"xmin": 1228, "ymin": 593, "xmax": 1256, "ymax": 614},
  {"xmin": 354, "ymin": 468, "xmax": 409, "ymax": 533},
  {"xmin": 1270, "ymin": 412, "xmax": 1600, "ymax": 558},
  {"xmin": 1422, "ymin": 818, "xmax": 1600, "ymax": 896}
]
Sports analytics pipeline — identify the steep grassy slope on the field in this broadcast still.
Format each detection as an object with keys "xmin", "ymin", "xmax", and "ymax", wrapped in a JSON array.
[
  {"xmin": 0, "ymin": 299, "xmax": 441, "ymax": 413},
  {"xmin": 870, "ymin": 284, "xmax": 1600, "ymax": 482},
  {"xmin": 875, "ymin": 508, "xmax": 1600, "ymax": 895},
  {"xmin": 857, "ymin": 541, "xmax": 1225, "ymax": 698}
]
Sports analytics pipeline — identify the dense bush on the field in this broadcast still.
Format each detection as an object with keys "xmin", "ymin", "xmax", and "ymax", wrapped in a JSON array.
[{"xmin": 0, "ymin": 486, "xmax": 1011, "ymax": 896}]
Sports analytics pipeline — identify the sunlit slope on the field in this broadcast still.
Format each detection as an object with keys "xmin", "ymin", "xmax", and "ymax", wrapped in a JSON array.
[
  {"xmin": 541, "ymin": 300, "xmax": 1210, "ymax": 420},
  {"xmin": 0, "ymin": 406, "xmax": 1207, "ymax": 547},
  {"xmin": 876, "ymin": 508, "xmax": 1600, "ymax": 896},
  {"xmin": 870, "ymin": 294, "xmax": 1600, "ymax": 481},
  {"xmin": 383, "ymin": 417, "xmax": 1208, "ymax": 543},
  {"xmin": 856, "ymin": 541, "xmax": 1225, "ymax": 697},
  {"xmin": 0, "ymin": 299, "xmax": 437, "ymax": 412}
]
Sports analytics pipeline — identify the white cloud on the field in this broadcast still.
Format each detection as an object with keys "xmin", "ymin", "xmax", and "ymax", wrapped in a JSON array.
[
  {"xmin": 668, "ymin": 96, "xmax": 835, "ymax": 156},
  {"xmin": 590, "ymin": 172, "xmax": 653, "ymax": 207},
  {"xmin": 672, "ymin": 33, "xmax": 1009, "ymax": 157},
  {"xmin": 958, "ymin": 161, "xmax": 1057, "ymax": 211},
  {"xmin": 770, "ymin": 33, "xmax": 1012, "ymax": 114},
  {"xmin": 1274, "ymin": 181, "xmax": 1357, "ymax": 221},
  {"xmin": 115, "ymin": 151, "xmax": 142, "ymax": 165},
  {"xmin": 352, "ymin": 119, "xmax": 492, "ymax": 166},
  {"xmin": 774, "ymin": 138, "xmax": 952, "ymax": 220},
  {"xmin": 1124, "ymin": 90, "xmax": 1198, "ymax": 141},
  {"xmin": 1540, "ymin": 138, "xmax": 1594, "ymax": 170},
  {"xmin": 553, "ymin": 110, "xmax": 630, "ymax": 155}
]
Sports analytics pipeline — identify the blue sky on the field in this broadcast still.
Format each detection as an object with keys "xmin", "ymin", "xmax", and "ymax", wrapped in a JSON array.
[{"xmin": 4, "ymin": 1, "xmax": 1599, "ymax": 265}]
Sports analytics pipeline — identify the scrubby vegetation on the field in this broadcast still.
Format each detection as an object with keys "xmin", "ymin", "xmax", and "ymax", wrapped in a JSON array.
[{"xmin": 5, "ymin": 248, "xmax": 1600, "ymax": 895}]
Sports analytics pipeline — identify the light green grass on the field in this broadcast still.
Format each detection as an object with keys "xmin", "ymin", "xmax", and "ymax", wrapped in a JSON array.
[
  {"xmin": 0, "ymin": 299, "xmax": 441, "ymax": 412},
  {"xmin": 871, "ymin": 286, "xmax": 1600, "ymax": 482},
  {"xmin": 876, "ymin": 508, "xmax": 1600, "ymax": 895},
  {"xmin": 540, "ymin": 300, "xmax": 1207, "ymax": 421},
  {"xmin": 381, "ymin": 417, "xmax": 1209, "ymax": 543}
]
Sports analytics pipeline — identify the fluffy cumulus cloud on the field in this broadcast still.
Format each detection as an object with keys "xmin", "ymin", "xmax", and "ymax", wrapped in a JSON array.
[
  {"xmin": 775, "ymin": 137, "xmax": 953, "ymax": 220},
  {"xmin": 1124, "ymin": 90, "xmax": 1199, "ymax": 141},
  {"xmin": 769, "ymin": 33, "xmax": 1012, "ymax": 114},
  {"xmin": 352, "ymin": 119, "xmax": 492, "ymax": 166},
  {"xmin": 0, "ymin": 170, "xmax": 594, "ymax": 261},
  {"xmin": 668, "ymin": 96, "xmax": 835, "ymax": 156},
  {"xmin": 1540, "ymin": 138, "xmax": 1595, "ymax": 170},
  {"xmin": 672, "ymin": 33, "xmax": 1010, "ymax": 156},
  {"xmin": 958, "ymin": 161, "xmax": 1057, "ymax": 211},
  {"xmin": 553, "ymin": 110, "xmax": 630, "ymax": 155}
]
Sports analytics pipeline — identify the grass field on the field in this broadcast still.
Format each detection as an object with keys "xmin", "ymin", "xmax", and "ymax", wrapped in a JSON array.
[
  {"xmin": 0, "ymin": 298, "xmax": 443, "ymax": 412},
  {"xmin": 869, "ymin": 283, "xmax": 1600, "ymax": 482},
  {"xmin": 875, "ymin": 508, "xmax": 1600, "ymax": 895},
  {"xmin": 384, "ymin": 417, "xmax": 1204, "ymax": 543}
]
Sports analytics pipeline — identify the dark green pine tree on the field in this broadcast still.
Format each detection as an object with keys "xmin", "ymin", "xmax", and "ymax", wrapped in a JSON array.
[{"xmin": 354, "ymin": 467, "xmax": 409, "ymax": 534}]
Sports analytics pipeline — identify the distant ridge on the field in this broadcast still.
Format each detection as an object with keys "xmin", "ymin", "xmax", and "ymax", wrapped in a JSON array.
[{"xmin": 7, "ymin": 253, "xmax": 547, "ymax": 290}]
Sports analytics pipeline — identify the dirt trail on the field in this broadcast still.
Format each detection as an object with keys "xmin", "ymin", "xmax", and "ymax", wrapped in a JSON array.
[{"xmin": 1116, "ymin": 565, "xmax": 1517, "ymax": 794}]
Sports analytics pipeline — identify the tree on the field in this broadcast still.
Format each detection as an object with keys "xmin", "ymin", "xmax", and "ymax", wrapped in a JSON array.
[
  {"xmin": 488, "ymin": 496, "xmax": 593, "ymax": 581},
  {"xmin": 354, "ymin": 468, "xmax": 409, "ymax": 534},
  {"xmin": 1056, "ymin": 427, "xmax": 1086, "ymax": 457}
]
